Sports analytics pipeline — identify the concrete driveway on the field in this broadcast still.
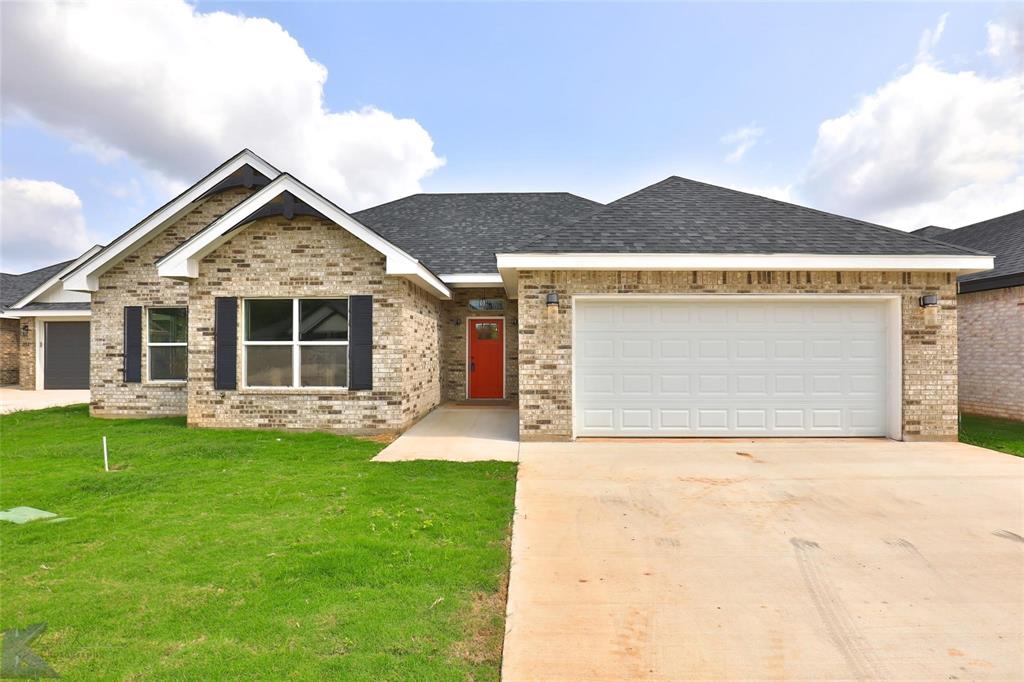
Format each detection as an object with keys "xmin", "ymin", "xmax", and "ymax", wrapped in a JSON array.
[
  {"xmin": 502, "ymin": 439, "xmax": 1024, "ymax": 681},
  {"xmin": 0, "ymin": 387, "xmax": 90, "ymax": 414}
]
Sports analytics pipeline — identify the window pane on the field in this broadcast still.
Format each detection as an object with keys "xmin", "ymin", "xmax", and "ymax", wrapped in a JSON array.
[
  {"xmin": 301, "ymin": 346, "xmax": 347, "ymax": 387},
  {"xmin": 475, "ymin": 323, "xmax": 499, "ymax": 340},
  {"xmin": 150, "ymin": 346, "xmax": 187, "ymax": 380},
  {"xmin": 469, "ymin": 298, "xmax": 504, "ymax": 311},
  {"xmin": 300, "ymin": 299, "xmax": 348, "ymax": 341},
  {"xmin": 149, "ymin": 308, "xmax": 187, "ymax": 343},
  {"xmin": 246, "ymin": 300, "xmax": 293, "ymax": 341},
  {"xmin": 246, "ymin": 346, "xmax": 293, "ymax": 386}
]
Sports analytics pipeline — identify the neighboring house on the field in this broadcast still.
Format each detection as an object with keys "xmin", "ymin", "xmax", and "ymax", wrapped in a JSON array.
[
  {"xmin": 1, "ymin": 247, "xmax": 100, "ymax": 389},
  {"xmin": 913, "ymin": 211, "xmax": 1024, "ymax": 420},
  {"xmin": 63, "ymin": 150, "xmax": 992, "ymax": 441}
]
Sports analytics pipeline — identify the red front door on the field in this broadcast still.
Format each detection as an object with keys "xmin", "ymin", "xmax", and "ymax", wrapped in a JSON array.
[{"xmin": 468, "ymin": 318, "xmax": 504, "ymax": 399}]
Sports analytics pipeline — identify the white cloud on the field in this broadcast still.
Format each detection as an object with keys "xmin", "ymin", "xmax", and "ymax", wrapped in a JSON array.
[
  {"xmin": 985, "ymin": 19, "xmax": 1022, "ymax": 60},
  {"xmin": 721, "ymin": 125, "xmax": 765, "ymax": 163},
  {"xmin": 2, "ymin": 0, "xmax": 444, "ymax": 210},
  {"xmin": 730, "ymin": 183, "xmax": 794, "ymax": 204},
  {"xmin": 0, "ymin": 179, "xmax": 92, "ymax": 273},
  {"xmin": 916, "ymin": 13, "xmax": 948, "ymax": 63},
  {"xmin": 797, "ymin": 16, "xmax": 1024, "ymax": 230}
]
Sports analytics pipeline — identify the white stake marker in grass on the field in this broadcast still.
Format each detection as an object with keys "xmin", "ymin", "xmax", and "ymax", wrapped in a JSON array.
[{"xmin": 103, "ymin": 436, "xmax": 109, "ymax": 472}]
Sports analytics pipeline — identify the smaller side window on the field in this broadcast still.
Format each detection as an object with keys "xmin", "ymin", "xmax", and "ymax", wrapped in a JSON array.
[{"xmin": 148, "ymin": 308, "xmax": 187, "ymax": 381}]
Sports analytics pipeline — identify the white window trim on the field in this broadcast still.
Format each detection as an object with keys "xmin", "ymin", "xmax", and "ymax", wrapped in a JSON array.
[
  {"xmin": 242, "ymin": 298, "xmax": 350, "ymax": 390},
  {"xmin": 147, "ymin": 307, "xmax": 188, "ymax": 383}
]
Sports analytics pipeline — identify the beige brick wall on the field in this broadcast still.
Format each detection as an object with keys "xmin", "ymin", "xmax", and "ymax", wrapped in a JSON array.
[
  {"xmin": 1, "ymin": 318, "xmax": 21, "ymax": 385},
  {"xmin": 18, "ymin": 321, "xmax": 35, "ymax": 390},
  {"xmin": 186, "ymin": 215, "xmax": 442, "ymax": 434},
  {"xmin": 518, "ymin": 270, "xmax": 959, "ymax": 441},
  {"xmin": 439, "ymin": 288, "xmax": 519, "ymax": 401},
  {"xmin": 91, "ymin": 188, "xmax": 254, "ymax": 417},
  {"xmin": 957, "ymin": 285, "xmax": 1024, "ymax": 420}
]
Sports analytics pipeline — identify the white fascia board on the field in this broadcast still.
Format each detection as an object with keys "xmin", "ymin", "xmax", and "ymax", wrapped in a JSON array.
[
  {"xmin": 9, "ymin": 245, "xmax": 103, "ymax": 309},
  {"xmin": 494, "ymin": 253, "xmax": 995, "ymax": 273},
  {"xmin": 439, "ymin": 273, "xmax": 504, "ymax": 287},
  {"xmin": 158, "ymin": 174, "xmax": 452, "ymax": 300},
  {"xmin": 64, "ymin": 151, "xmax": 280, "ymax": 292}
]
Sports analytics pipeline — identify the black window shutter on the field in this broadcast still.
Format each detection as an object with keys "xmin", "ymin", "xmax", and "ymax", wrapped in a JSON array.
[
  {"xmin": 214, "ymin": 297, "xmax": 238, "ymax": 390},
  {"xmin": 123, "ymin": 306, "xmax": 142, "ymax": 383},
  {"xmin": 348, "ymin": 295, "xmax": 373, "ymax": 390}
]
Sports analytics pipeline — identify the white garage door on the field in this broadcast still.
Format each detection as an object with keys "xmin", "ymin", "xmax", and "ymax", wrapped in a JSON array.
[{"xmin": 574, "ymin": 299, "xmax": 891, "ymax": 437}]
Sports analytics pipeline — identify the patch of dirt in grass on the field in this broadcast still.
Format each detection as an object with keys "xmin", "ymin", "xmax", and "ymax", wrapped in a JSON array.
[
  {"xmin": 450, "ymin": 572, "xmax": 509, "ymax": 668},
  {"xmin": 360, "ymin": 433, "xmax": 397, "ymax": 445}
]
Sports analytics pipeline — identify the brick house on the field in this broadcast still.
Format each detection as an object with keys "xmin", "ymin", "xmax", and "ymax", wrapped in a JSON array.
[
  {"xmin": 63, "ymin": 150, "xmax": 993, "ymax": 441},
  {"xmin": 913, "ymin": 211, "xmax": 1024, "ymax": 421},
  {"xmin": 1, "ymin": 248, "xmax": 100, "ymax": 390}
]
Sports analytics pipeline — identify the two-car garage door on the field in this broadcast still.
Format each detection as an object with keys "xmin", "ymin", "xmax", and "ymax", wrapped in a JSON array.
[{"xmin": 574, "ymin": 299, "xmax": 892, "ymax": 437}]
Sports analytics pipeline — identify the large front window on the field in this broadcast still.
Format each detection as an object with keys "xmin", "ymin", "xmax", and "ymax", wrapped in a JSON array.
[
  {"xmin": 148, "ymin": 307, "xmax": 187, "ymax": 381},
  {"xmin": 244, "ymin": 299, "xmax": 348, "ymax": 388}
]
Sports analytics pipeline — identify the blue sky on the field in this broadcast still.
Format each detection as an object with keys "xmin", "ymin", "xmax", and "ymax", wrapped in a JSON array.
[{"xmin": 2, "ymin": 1, "xmax": 1021, "ymax": 272}]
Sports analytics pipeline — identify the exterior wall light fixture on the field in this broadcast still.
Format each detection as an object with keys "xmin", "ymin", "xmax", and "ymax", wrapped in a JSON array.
[
  {"xmin": 919, "ymin": 294, "xmax": 939, "ymax": 308},
  {"xmin": 546, "ymin": 292, "xmax": 559, "ymax": 309}
]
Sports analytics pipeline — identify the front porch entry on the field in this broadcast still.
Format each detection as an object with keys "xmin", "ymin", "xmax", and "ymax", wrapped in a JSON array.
[
  {"xmin": 467, "ymin": 317, "xmax": 505, "ymax": 399},
  {"xmin": 373, "ymin": 403, "xmax": 519, "ymax": 462}
]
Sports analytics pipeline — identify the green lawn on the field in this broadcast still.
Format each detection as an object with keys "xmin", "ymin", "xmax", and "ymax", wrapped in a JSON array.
[
  {"xmin": 0, "ymin": 406, "xmax": 517, "ymax": 680},
  {"xmin": 960, "ymin": 413, "xmax": 1024, "ymax": 457}
]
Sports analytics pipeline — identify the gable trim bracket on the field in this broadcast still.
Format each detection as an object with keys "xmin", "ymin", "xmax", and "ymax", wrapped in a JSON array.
[{"xmin": 157, "ymin": 174, "xmax": 452, "ymax": 300}]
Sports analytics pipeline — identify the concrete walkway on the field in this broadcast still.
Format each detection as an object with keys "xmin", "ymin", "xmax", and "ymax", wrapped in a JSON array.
[
  {"xmin": 373, "ymin": 403, "xmax": 519, "ymax": 462},
  {"xmin": 502, "ymin": 438, "xmax": 1024, "ymax": 681},
  {"xmin": 0, "ymin": 387, "xmax": 90, "ymax": 414}
]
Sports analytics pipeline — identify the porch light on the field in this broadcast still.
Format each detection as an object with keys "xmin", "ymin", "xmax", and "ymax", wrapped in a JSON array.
[
  {"xmin": 546, "ymin": 292, "xmax": 559, "ymax": 309},
  {"xmin": 919, "ymin": 294, "xmax": 939, "ymax": 308},
  {"xmin": 20, "ymin": 324, "xmax": 29, "ymax": 338}
]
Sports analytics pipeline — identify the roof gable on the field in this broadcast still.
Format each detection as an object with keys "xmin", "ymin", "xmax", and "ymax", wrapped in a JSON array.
[
  {"xmin": 156, "ymin": 174, "xmax": 451, "ymax": 300},
  {"xmin": 64, "ymin": 150, "xmax": 280, "ymax": 292}
]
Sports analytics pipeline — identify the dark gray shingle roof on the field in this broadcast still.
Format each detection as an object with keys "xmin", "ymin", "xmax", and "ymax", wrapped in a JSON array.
[
  {"xmin": 353, "ymin": 192, "xmax": 603, "ymax": 273},
  {"xmin": 911, "ymin": 225, "xmax": 953, "ymax": 240},
  {"xmin": 0, "ymin": 260, "xmax": 73, "ymax": 310},
  {"xmin": 513, "ymin": 176, "xmax": 982, "ymax": 257},
  {"xmin": 931, "ymin": 208, "xmax": 1024, "ymax": 287}
]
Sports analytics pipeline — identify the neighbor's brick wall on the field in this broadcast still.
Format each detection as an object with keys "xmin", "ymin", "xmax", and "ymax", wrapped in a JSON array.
[
  {"xmin": 518, "ymin": 270, "xmax": 959, "ymax": 441},
  {"xmin": 186, "ymin": 215, "xmax": 442, "ymax": 434},
  {"xmin": 91, "ymin": 187, "xmax": 254, "ymax": 417},
  {"xmin": 957, "ymin": 285, "xmax": 1024, "ymax": 420},
  {"xmin": 1, "ymin": 318, "xmax": 20, "ymax": 385},
  {"xmin": 439, "ymin": 288, "xmax": 519, "ymax": 401}
]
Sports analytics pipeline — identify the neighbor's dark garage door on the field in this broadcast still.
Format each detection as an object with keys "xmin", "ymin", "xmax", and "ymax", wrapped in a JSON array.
[{"xmin": 44, "ymin": 321, "xmax": 90, "ymax": 389}]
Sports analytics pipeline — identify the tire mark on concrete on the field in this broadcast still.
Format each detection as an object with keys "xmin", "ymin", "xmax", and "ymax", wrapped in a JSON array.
[
  {"xmin": 790, "ymin": 538, "xmax": 887, "ymax": 681},
  {"xmin": 992, "ymin": 529, "xmax": 1024, "ymax": 544},
  {"xmin": 882, "ymin": 537, "xmax": 943, "ymax": 578}
]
